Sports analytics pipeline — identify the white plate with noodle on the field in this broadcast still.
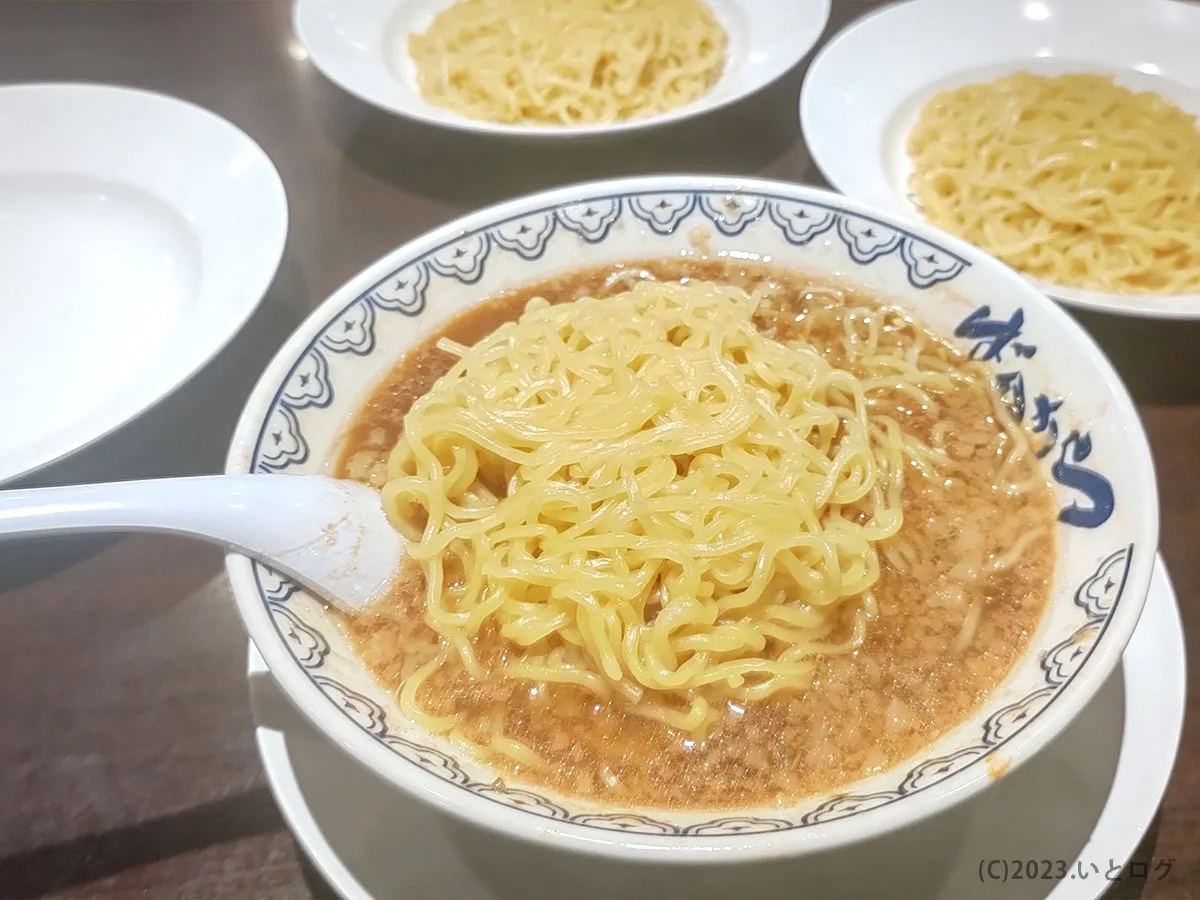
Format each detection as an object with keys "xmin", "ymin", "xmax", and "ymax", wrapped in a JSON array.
[
  {"xmin": 800, "ymin": 0, "xmax": 1200, "ymax": 319},
  {"xmin": 292, "ymin": 0, "xmax": 831, "ymax": 137},
  {"xmin": 225, "ymin": 175, "xmax": 1157, "ymax": 862}
]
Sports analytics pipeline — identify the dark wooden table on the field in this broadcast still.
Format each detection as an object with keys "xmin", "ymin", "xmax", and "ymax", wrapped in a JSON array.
[{"xmin": 0, "ymin": 1, "xmax": 1195, "ymax": 897}]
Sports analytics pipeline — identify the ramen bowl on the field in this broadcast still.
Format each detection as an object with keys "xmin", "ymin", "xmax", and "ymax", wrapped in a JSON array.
[{"xmin": 226, "ymin": 176, "xmax": 1157, "ymax": 862}]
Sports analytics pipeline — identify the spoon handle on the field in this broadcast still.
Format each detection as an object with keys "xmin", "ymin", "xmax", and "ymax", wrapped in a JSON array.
[
  {"xmin": 0, "ymin": 475, "xmax": 402, "ymax": 607},
  {"xmin": 0, "ymin": 475, "xmax": 298, "ymax": 548}
]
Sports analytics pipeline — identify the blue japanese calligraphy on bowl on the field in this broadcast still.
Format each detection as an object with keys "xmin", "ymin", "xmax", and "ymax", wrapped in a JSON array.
[{"xmin": 225, "ymin": 176, "xmax": 1157, "ymax": 863}]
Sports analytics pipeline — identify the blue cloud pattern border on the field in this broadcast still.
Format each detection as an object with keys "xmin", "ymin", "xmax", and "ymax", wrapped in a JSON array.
[
  {"xmin": 251, "ymin": 192, "xmax": 970, "ymax": 475},
  {"xmin": 255, "ymin": 546, "xmax": 1132, "ymax": 835},
  {"xmin": 247, "ymin": 188, "xmax": 1126, "ymax": 837}
]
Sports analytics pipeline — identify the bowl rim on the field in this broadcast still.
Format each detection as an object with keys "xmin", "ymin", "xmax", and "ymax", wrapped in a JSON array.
[{"xmin": 225, "ymin": 174, "xmax": 1158, "ymax": 862}]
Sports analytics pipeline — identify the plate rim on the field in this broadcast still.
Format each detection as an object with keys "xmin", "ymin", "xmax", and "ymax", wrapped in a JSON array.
[
  {"xmin": 798, "ymin": 0, "xmax": 1200, "ymax": 320},
  {"xmin": 291, "ymin": 0, "xmax": 832, "ymax": 139},
  {"xmin": 0, "ymin": 81, "xmax": 289, "ymax": 486},
  {"xmin": 245, "ymin": 554, "xmax": 1185, "ymax": 900}
]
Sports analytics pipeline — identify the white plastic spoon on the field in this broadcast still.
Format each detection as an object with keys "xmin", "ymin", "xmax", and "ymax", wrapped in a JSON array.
[{"xmin": 0, "ymin": 475, "xmax": 404, "ymax": 609}]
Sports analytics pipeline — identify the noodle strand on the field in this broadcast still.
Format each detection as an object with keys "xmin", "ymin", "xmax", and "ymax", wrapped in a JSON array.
[
  {"xmin": 408, "ymin": 0, "xmax": 727, "ymax": 126},
  {"xmin": 908, "ymin": 72, "xmax": 1200, "ymax": 295}
]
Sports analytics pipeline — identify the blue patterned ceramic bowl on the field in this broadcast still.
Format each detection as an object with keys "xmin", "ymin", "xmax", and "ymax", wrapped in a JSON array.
[{"xmin": 226, "ymin": 177, "xmax": 1157, "ymax": 862}]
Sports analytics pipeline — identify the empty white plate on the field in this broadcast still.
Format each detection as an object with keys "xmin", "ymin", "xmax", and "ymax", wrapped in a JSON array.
[
  {"xmin": 800, "ymin": 0, "xmax": 1200, "ymax": 319},
  {"xmin": 293, "ymin": 0, "xmax": 831, "ymax": 138},
  {"xmin": 0, "ymin": 84, "xmax": 288, "ymax": 483}
]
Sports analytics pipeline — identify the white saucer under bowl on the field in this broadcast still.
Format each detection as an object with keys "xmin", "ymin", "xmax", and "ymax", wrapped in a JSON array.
[
  {"xmin": 247, "ymin": 556, "xmax": 1184, "ymax": 900},
  {"xmin": 293, "ymin": 0, "xmax": 831, "ymax": 138},
  {"xmin": 0, "ymin": 83, "xmax": 288, "ymax": 484},
  {"xmin": 800, "ymin": 0, "xmax": 1200, "ymax": 319}
]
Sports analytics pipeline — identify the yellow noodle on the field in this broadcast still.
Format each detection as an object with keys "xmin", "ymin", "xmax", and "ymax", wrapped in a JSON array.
[
  {"xmin": 989, "ymin": 526, "xmax": 1050, "ymax": 574},
  {"xmin": 383, "ymin": 280, "xmax": 970, "ymax": 737},
  {"xmin": 398, "ymin": 653, "xmax": 459, "ymax": 733},
  {"xmin": 949, "ymin": 596, "xmax": 984, "ymax": 657},
  {"xmin": 908, "ymin": 72, "xmax": 1200, "ymax": 294},
  {"xmin": 408, "ymin": 0, "xmax": 727, "ymax": 126}
]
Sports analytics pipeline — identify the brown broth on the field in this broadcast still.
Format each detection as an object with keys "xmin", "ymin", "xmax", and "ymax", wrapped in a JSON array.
[{"xmin": 333, "ymin": 258, "xmax": 1055, "ymax": 811}]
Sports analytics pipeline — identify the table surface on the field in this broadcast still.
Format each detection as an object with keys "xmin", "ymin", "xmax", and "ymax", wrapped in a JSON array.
[{"xmin": 0, "ymin": 1, "xmax": 1196, "ymax": 898}]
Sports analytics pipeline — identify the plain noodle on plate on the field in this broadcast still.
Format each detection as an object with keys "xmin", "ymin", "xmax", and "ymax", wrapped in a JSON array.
[
  {"xmin": 335, "ymin": 259, "xmax": 1057, "ymax": 810},
  {"xmin": 908, "ymin": 72, "xmax": 1200, "ymax": 296},
  {"xmin": 408, "ymin": 0, "xmax": 728, "ymax": 126}
]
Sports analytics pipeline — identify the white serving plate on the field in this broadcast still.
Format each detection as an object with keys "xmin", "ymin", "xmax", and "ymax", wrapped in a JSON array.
[
  {"xmin": 247, "ymin": 555, "xmax": 1184, "ymax": 900},
  {"xmin": 0, "ymin": 83, "xmax": 288, "ymax": 484},
  {"xmin": 800, "ymin": 0, "xmax": 1200, "ymax": 319},
  {"xmin": 292, "ymin": 0, "xmax": 831, "ymax": 138}
]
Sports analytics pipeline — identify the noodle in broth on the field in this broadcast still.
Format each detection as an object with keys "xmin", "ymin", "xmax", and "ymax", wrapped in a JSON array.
[{"xmin": 336, "ymin": 260, "xmax": 1055, "ymax": 810}]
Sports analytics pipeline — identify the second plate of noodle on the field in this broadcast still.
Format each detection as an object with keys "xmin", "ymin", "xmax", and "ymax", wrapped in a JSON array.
[
  {"xmin": 800, "ymin": 0, "xmax": 1200, "ymax": 318},
  {"xmin": 293, "ymin": 0, "xmax": 831, "ymax": 139},
  {"xmin": 907, "ymin": 73, "xmax": 1200, "ymax": 298}
]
